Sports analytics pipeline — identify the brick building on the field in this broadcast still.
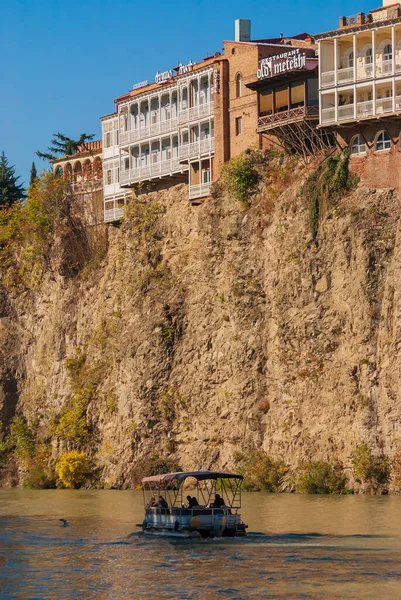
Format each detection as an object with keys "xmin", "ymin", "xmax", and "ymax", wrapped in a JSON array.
[{"xmin": 316, "ymin": 0, "xmax": 401, "ymax": 189}]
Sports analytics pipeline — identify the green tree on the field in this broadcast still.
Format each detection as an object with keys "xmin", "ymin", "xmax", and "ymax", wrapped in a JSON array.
[
  {"xmin": 29, "ymin": 162, "xmax": 37, "ymax": 185},
  {"xmin": 36, "ymin": 133, "xmax": 95, "ymax": 162},
  {"xmin": 0, "ymin": 152, "xmax": 25, "ymax": 207}
]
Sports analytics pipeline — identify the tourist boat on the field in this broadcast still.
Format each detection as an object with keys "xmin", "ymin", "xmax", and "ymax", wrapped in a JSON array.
[{"xmin": 139, "ymin": 470, "xmax": 247, "ymax": 538}]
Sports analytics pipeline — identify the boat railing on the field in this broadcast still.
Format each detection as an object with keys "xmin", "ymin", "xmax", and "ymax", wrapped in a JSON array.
[{"xmin": 145, "ymin": 506, "xmax": 235, "ymax": 516}]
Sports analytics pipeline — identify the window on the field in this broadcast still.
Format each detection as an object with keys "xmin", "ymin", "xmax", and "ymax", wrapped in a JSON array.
[
  {"xmin": 106, "ymin": 170, "xmax": 113, "ymax": 185},
  {"xmin": 350, "ymin": 134, "xmax": 366, "ymax": 156},
  {"xmin": 235, "ymin": 73, "xmax": 242, "ymax": 98},
  {"xmin": 349, "ymin": 51, "xmax": 354, "ymax": 68},
  {"xmin": 376, "ymin": 130, "xmax": 391, "ymax": 151},
  {"xmin": 105, "ymin": 132, "xmax": 112, "ymax": 148},
  {"xmin": 384, "ymin": 44, "xmax": 392, "ymax": 61},
  {"xmin": 202, "ymin": 169, "xmax": 211, "ymax": 184},
  {"xmin": 235, "ymin": 116, "xmax": 242, "ymax": 136},
  {"xmin": 366, "ymin": 47, "xmax": 373, "ymax": 64}
]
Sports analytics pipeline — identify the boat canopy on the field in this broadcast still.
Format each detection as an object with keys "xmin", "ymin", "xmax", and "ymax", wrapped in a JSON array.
[{"xmin": 142, "ymin": 470, "xmax": 243, "ymax": 484}]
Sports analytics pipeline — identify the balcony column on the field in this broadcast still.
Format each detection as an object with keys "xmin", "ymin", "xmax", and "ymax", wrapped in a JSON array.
[
  {"xmin": 353, "ymin": 33, "xmax": 357, "ymax": 82},
  {"xmin": 393, "ymin": 76, "xmax": 396, "ymax": 113},
  {"xmin": 334, "ymin": 37, "xmax": 338, "ymax": 87},
  {"xmin": 392, "ymin": 24, "xmax": 396, "ymax": 75},
  {"xmin": 373, "ymin": 79, "xmax": 376, "ymax": 115},
  {"xmin": 372, "ymin": 29, "xmax": 376, "ymax": 79},
  {"xmin": 334, "ymin": 39, "xmax": 339, "ymax": 122},
  {"xmin": 354, "ymin": 84, "xmax": 357, "ymax": 119}
]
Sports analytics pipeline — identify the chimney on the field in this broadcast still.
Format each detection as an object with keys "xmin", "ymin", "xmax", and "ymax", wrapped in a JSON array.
[
  {"xmin": 235, "ymin": 19, "xmax": 251, "ymax": 42},
  {"xmin": 382, "ymin": 0, "xmax": 395, "ymax": 5}
]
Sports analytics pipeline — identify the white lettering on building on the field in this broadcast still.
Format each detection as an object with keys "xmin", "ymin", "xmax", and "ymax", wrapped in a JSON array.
[
  {"xmin": 178, "ymin": 60, "xmax": 196, "ymax": 75},
  {"xmin": 155, "ymin": 70, "xmax": 174, "ymax": 84},
  {"xmin": 257, "ymin": 48, "xmax": 307, "ymax": 80},
  {"xmin": 133, "ymin": 80, "xmax": 149, "ymax": 90}
]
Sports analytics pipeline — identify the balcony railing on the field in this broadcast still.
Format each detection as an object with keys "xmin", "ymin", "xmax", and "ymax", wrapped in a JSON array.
[
  {"xmin": 321, "ymin": 98, "xmax": 401, "ymax": 125},
  {"xmin": 119, "ymin": 157, "xmax": 186, "ymax": 185},
  {"xmin": 356, "ymin": 100, "xmax": 373, "ymax": 118},
  {"xmin": 337, "ymin": 67, "xmax": 354, "ymax": 84},
  {"xmin": 321, "ymin": 70, "xmax": 335, "ymax": 88},
  {"xmin": 321, "ymin": 107, "xmax": 336, "ymax": 124},
  {"xmin": 258, "ymin": 105, "xmax": 319, "ymax": 129},
  {"xmin": 356, "ymin": 64, "xmax": 373, "ymax": 80},
  {"xmin": 376, "ymin": 60, "xmax": 393, "ymax": 76},
  {"xmin": 104, "ymin": 206, "xmax": 125, "ymax": 223},
  {"xmin": 338, "ymin": 104, "xmax": 355, "ymax": 121},
  {"xmin": 371, "ymin": 7, "xmax": 399, "ymax": 22},
  {"xmin": 119, "ymin": 102, "xmax": 214, "ymax": 147},
  {"xmin": 178, "ymin": 102, "xmax": 214, "ymax": 124},
  {"xmin": 189, "ymin": 183, "xmax": 211, "ymax": 200},
  {"xmin": 179, "ymin": 138, "xmax": 215, "ymax": 159},
  {"xmin": 376, "ymin": 97, "xmax": 393, "ymax": 114}
]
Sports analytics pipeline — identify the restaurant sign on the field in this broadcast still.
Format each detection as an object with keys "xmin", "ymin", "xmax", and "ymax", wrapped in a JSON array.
[{"xmin": 257, "ymin": 48, "xmax": 307, "ymax": 80}]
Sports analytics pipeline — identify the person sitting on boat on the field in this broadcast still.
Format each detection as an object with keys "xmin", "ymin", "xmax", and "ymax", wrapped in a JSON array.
[
  {"xmin": 146, "ymin": 497, "xmax": 156, "ymax": 508},
  {"xmin": 183, "ymin": 495, "xmax": 199, "ymax": 508},
  {"xmin": 157, "ymin": 495, "xmax": 169, "ymax": 509},
  {"xmin": 210, "ymin": 493, "xmax": 225, "ymax": 508}
]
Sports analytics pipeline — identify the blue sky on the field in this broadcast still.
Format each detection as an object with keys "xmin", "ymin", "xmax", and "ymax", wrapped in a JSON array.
[{"xmin": 1, "ymin": 0, "xmax": 374, "ymax": 186}]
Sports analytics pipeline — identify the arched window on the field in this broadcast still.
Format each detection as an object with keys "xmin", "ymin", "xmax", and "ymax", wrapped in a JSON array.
[
  {"xmin": 384, "ymin": 44, "xmax": 392, "ymax": 61},
  {"xmin": 376, "ymin": 130, "xmax": 391, "ymax": 151},
  {"xmin": 350, "ymin": 134, "xmax": 366, "ymax": 156},
  {"xmin": 349, "ymin": 51, "xmax": 354, "ymax": 68},
  {"xmin": 235, "ymin": 72, "xmax": 242, "ymax": 98},
  {"xmin": 366, "ymin": 47, "xmax": 373, "ymax": 64}
]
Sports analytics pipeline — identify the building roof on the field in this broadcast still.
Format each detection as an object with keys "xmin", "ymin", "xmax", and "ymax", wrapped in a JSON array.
[
  {"xmin": 52, "ymin": 140, "xmax": 102, "ymax": 164},
  {"xmin": 251, "ymin": 32, "xmax": 313, "ymax": 44}
]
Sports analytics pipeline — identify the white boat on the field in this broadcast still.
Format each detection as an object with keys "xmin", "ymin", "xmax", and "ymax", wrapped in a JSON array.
[{"xmin": 138, "ymin": 470, "xmax": 247, "ymax": 538}]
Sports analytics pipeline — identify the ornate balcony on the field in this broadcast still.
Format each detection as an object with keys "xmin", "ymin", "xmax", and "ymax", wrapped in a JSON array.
[
  {"xmin": 257, "ymin": 105, "xmax": 319, "ymax": 131},
  {"xmin": 120, "ymin": 157, "xmax": 186, "ymax": 186},
  {"xmin": 189, "ymin": 183, "xmax": 211, "ymax": 200}
]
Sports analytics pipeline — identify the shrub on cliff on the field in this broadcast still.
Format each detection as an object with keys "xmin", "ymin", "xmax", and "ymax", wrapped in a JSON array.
[
  {"xmin": 391, "ymin": 451, "xmax": 401, "ymax": 491},
  {"xmin": 56, "ymin": 450, "xmax": 90, "ymax": 488},
  {"xmin": 9, "ymin": 416, "xmax": 36, "ymax": 461},
  {"xmin": 220, "ymin": 153, "xmax": 259, "ymax": 208},
  {"xmin": 235, "ymin": 450, "xmax": 288, "ymax": 492},
  {"xmin": 302, "ymin": 149, "xmax": 359, "ymax": 239},
  {"xmin": 297, "ymin": 460, "xmax": 348, "ymax": 494},
  {"xmin": 352, "ymin": 443, "xmax": 390, "ymax": 492}
]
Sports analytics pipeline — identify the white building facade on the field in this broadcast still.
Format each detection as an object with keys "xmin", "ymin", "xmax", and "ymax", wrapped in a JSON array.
[
  {"xmin": 318, "ymin": 2, "xmax": 401, "ymax": 130},
  {"xmin": 101, "ymin": 60, "xmax": 216, "ymax": 222}
]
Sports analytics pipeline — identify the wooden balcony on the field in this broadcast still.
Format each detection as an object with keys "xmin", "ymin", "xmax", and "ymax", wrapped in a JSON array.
[{"xmin": 257, "ymin": 105, "xmax": 319, "ymax": 132}]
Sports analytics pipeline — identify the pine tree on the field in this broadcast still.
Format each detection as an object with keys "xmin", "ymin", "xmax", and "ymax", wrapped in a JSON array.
[
  {"xmin": 36, "ymin": 133, "xmax": 95, "ymax": 162},
  {"xmin": 0, "ymin": 152, "xmax": 25, "ymax": 207},
  {"xmin": 29, "ymin": 161, "xmax": 37, "ymax": 185}
]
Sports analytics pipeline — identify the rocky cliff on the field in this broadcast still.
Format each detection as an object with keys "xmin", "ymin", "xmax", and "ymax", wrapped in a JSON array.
[{"xmin": 1, "ymin": 156, "xmax": 401, "ymax": 491}]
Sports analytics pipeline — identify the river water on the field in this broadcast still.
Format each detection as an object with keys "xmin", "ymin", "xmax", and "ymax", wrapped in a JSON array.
[{"xmin": 1, "ymin": 490, "xmax": 401, "ymax": 599}]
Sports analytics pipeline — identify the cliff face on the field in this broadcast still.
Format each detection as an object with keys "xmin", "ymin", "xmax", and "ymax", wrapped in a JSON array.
[{"xmin": 1, "ymin": 160, "xmax": 401, "ymax": 488}]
